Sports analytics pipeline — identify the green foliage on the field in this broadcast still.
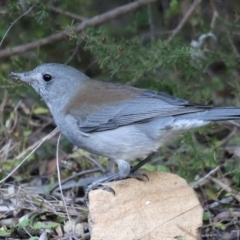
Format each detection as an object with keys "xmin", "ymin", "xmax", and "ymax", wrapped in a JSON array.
[
  {"xmin": 0, "ymin": 226, "xmax": 11, "ymax": 237},
  {"xmin": 165, "ymin": 0, "xmax": 180, "ymax": 19},
  {"xmin": 1, "ymin": 1, "xmax": 240, "ymax": 238},
  {"xmin": 80, "ymin": 30, "xmax": 195, "ymax": 81},
  {"xmin": 36, "ymin": 3, "xmax": 49, "ymax": 24}
]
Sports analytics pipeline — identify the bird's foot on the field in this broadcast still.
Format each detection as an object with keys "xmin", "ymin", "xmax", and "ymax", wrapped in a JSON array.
[
  {"xmin": 84, "ymin": 155, "xmax": 158, "ymax": 205},
  {"xmin": 84, "ymin": 171, "xmax": 148, "ymax": 205},
  {"xmin": 128, "ymin": 172, "xmax": 149, "ymax": 181},
  {"xmin": 84, "ymin": 175, "xmax": 117, "ymax": 205}
]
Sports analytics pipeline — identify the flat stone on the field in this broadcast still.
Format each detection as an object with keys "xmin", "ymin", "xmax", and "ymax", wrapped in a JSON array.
[{"xmin": 89, "ymin": 171, "xmax": 202, "ymax": 240}]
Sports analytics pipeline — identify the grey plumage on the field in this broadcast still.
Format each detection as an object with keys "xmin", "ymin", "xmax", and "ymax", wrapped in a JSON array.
[{"xmin": 175, "ymin": 107, "xmax": 240, "ymax": 121}]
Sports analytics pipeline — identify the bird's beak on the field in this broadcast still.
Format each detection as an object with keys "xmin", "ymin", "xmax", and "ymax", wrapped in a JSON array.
[{"xmin": 8, "ymin": 72, "xmax": 30, "ymax": 83}]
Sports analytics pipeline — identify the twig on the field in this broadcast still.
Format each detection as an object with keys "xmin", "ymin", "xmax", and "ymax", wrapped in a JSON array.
[
  {"xmin": 148, "ymin": 3, "xmax": 154, "ymax": 42},
  {"xmin": 210, "ymin": 176, "xmax": 240, "ymax": 203},
  {"xmin": 0, "ymin": 93, "xmax": 8, "ymax": 137},
  {"xmin": 0, "ymin": 0, "xmax": 157, "ymax": 58},
  {"xmin": 0, "ymin": 1, "xmax": 38, "ymax": 48},
  {"xmin": 227, "ymin": 31, "xmax": 240, "ymax": 58},
  {"xmin": 65, "ymin": 45, "xmax": 79, "ymax": 64},
  {"xmin": 215, "ymin": 125, "xmax": 238, "ymax": 147},
  {"xmin": 49, "ymin": 6, "xmax": 86, "ymax": 22},
  {"xmin": 56, "ymin": 133, "xmax": 71, "ymax": 223},
  {"xmin": 210, "ymin": 0, "xmax": 219, "ymax": 31},
  {"xmin": 166, "ymin": 0, "xmax": 202, "ymax": 43},
  {"xmin": 16, "ymin": 128, "xmax": 60, "ymax": 160},
  {"xmin": 50, "ymin": 168, "xmax": 100, "ymax": 193},
  {"xmin": 75, "ymin": 150, "xmax": 107, "ymax": 173},
  {"xmin": 0, "ymin": 128, "xmax": 59, "ymax": 184},
  {"xmin": 192, "ymin": 165, "xmax": 220, "ymax": 188}
]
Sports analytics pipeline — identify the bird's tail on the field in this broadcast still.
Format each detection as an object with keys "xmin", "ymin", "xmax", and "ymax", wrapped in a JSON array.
[{"xmin": 176, "ymin": 107, "xmax": 240, "ymax": 122}]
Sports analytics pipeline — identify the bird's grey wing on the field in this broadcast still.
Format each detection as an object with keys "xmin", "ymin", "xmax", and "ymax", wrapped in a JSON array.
[{"xmin": 75, "ymin": 90, "xmax": 210, "ymax": 133}]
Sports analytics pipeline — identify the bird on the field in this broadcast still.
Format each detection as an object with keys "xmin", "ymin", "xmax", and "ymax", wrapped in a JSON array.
[{"xmin": 8, "ymin": 63, "xmax": 240, "ymax": 191}]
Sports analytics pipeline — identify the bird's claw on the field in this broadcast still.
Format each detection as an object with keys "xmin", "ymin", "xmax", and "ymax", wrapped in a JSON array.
[
  {"xmin": 84, "ymin": 183, "xmax": 115, "ymax": 205},
  {"xmin": 128, "ymin": 172, "xmax": 149, "ymax": 181}
]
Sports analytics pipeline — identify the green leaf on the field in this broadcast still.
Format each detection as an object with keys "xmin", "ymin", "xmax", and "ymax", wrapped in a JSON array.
[
  {"xmin": 156, "ymin": 165, "xmax": 171, "ymax": 173},
  {"xmin": 29, "ymin": 237, "xmax": 40, "ymax": 240},
  {"xmin": 214, "ymin": 222, "xmax": 226, "ymax": 230},
  {"xmin": 0, "ymin": 227, "xmax": 11, "ymax": 237},
  {"xmin": 205, "ymin": 188, "xmax": 218, "ymax": 201},
  {"xmin": 18, "ymin": 218, "xmax": 30, "ymax": 228},
  {"xmin": 203, "ymin": 211, "xmax": 211, "ymax": 221},
  {"xmin": 170, "ymin": 0, "xmax": 179, "ymax": 12},
  {"xmin": 23, "ymin": 130, "xmax": 32, "ymax": 137},
  {"xmin": 32, "ymin": 107, "xmax": 49, "ymax": 114},
  {"xmin": 32, "ymin": 222, "xmax": 42, "ymax": 230},
  {"xmin": 42, "ymin": 221, "xmax": 59, "ymax": 229}
]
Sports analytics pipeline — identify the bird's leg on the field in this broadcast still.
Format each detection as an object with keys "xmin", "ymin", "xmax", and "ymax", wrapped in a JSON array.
[
  {"xmin": 116, "ymin": 159, "xmax": 131, "ymax": 178},
  {"xmin": 84, "ymin": 160, "xmax": 131, "ymax": 204},
  {"xmin": 117, "ymin": 159, "xmax": 149, "ymax": 180},
  {"xmin": 84, "ymin": 153, "xmax": 158, "ymax": 204},
  {"xmin": 130, "ymin": 152, "xmax": 158, "ymax": 173},
  {"xmin": 84, "ymin": 174, "xmax": 118, "ymax": 204}
]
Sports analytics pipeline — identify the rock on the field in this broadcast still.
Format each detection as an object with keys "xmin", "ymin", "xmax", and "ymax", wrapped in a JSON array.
[{"xmin": 88, "ymin": 171, "xmax": 202, "ymax": 240}]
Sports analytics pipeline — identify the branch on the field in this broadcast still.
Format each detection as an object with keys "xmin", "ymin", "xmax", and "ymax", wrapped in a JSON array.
[
  {"xmin": 0, "ymin": 1, "xmax": 38, "ymax": 48},
  {"xmin": 209, "ymin": 0, "xmax": 219, "ymax": 31},
  {"xmin": 210, "ymin": 176, "xmax": 240, "ymax": 203},
  {"xmin": 0, "ymin": 0, "xmax": 157, "ymax": 58},
  {"xmin": 48, "ymin": 6, "xmax": 86, "ymax": 22},
  {"xmin": 166, "ymin": 0, "xmax": 202, "ymax": 44}
]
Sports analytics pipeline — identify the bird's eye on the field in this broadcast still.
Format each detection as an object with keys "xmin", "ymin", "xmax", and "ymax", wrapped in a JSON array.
[{"xmin": 43, "ymin": 74, "xmax": 52, "ymax": 82}]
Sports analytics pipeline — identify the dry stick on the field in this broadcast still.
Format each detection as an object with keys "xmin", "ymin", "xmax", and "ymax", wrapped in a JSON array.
[
  {"xmin": 0, "ymin": 0, "xmax": 157, "ymax": 58},
  {"xmin": 147, "ymin": 3, "xmax": 154, "ymax": 42},
  {"xmin": 0, "ymin": 128, "xmax": 59, "ymax": 184},
  {"xmin": 65, "ymin": 45, "xmax": 79, "ymax": 64},
  {"xmin": 0, "ymin": 93, "xmax": 8, "ymax": 137},
  {"xmin": 0, "ymin": 1, "xmax": 39, "ymax": 48},
  {"xmin": 216, "ymin": 126, "xmax": 238, "ymax": 148},
  {"xmin": 16, "ymin": 128, "xmax": 60, "ymax": 160},
  {"xmin": 209, "ymin": 176, "xmax": 240, "ymax": 203},
  {"xmin": 209, "ymin": 0, "xmax": 219, "ymax": 31},
  {"xmin": 192, "ymin": 165, "xmax": 220, "ymax": 188},
  {"xmin": 49, "ymin": 5, "xmax": 86, "ymax": 21},
  {"xmin": 76, "ymin": 150, "xmax": 107, "ymax": 173},
  {"xmin": 166, "ymin": 0, "xmax": 202, "ymax": 44},
  {"xmin": 0, "ymin": 140, "xmax": 11, "ymax": 159},
  {"xmin": 227, "ymin": 31, "xmax": 240, "ymax": 58},
  {"xmin": 56, "ymin": 133, "xmax": 71, "ymax": 223},
  {"xmin": 50, "ymin": 168, "xmax": 100, "ymax": 193}
]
